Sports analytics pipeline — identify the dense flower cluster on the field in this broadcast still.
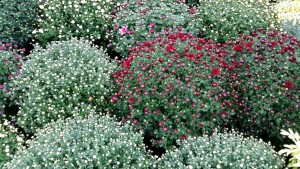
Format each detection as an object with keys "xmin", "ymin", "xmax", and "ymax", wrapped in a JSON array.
[
  {"xmin": 157, "ymin": 130, "xmax": 285, "ymax": 168},
  {"xmin": 0, "ymin": 0, "xmax": 38, "ymax": 45},
  {"xmin": 194, "ymin": 0, "xmax": 278, "ymax": 42},
  {"xmin": 112, "ymin": 31, "xmax": 229, "ymax": 149},
  {"xmin": 11, "ymin": 39, "xmax": 116, "ymax": 133},
  {"xmin": 108, "ymin": 0, "xmax": 199, "ymax": 56},
  {"xmin": 4, "ymin": 110, "xmax": 155, "ymax": 168},
  {"xmin": 0, "ymin": 119, "xmax": 24, "ymax": 168},
  {"xmin": 33, "ymin": 0, "xmax": 117, "ymax": 45},
  {"xmin": 0, "ymin": 43, "xmax": 25, "ymax": 117},
  {"xmin": 218, "ymin": 28, "xmax": 300, "ymax": 140}
]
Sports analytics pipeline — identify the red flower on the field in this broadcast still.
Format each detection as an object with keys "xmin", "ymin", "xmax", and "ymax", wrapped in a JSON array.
[
  {"xmin": 194, "ymin": 44, "xmax": 202, "ymax": 50},
  {"xmin": 245, "ymin": 42, "xmax": 252, "ymax": 48},
  {"xmin": 187, "ymin": 53, "xmax": 195, "ymax": 60},
  {"xmin": 166, "ymin": 44, "xmax": 176, "ymax": 53},
  {"xmin": 181, "ymin": 134, "xmax": 186, "ymax": 140},
  {"xmin": 211, "ymin": 68, "xmax": 221, "ymax": 76},
  {"xmin": 284, "ymin": 80, "xmax": 295, "ymax": 89},
  {"xmin": 128, "ymin": 97, "xmax": 135, "ymax": 103},
  {"xmin": 232, "ymin": 45, "xmax": 243, "ymax": 52},
  {"xmin": 123, "ymin": 59, "xmax": 131, "ymax": 69}
]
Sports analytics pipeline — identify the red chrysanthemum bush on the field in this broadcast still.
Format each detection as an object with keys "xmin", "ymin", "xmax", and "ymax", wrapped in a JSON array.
[
  {"xmin": 111, "ymin": 30, "xmax": 230, "ymax": 149},
  {"xmin": 218, "ymin": 28, "xmax": 300, "ymax": 140}
]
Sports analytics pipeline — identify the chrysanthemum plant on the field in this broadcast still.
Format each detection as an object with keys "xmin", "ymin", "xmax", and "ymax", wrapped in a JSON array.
[
  {"xmin": 4, "ymin": 109, "xmax": 155, "ymax": 168},
  {"xmin": 194, "ymin": 0, "xmax": 279, "ymax": 43},
  {"xmin": 11, "ymin": 39, "xmax": 116, "ymax": 134},
  {"xmin": 108, "ymin": 0, "xmax": 200, "ymax": 56},
  {"xmin": 0, "ymin": 119, "xmax": 24, "ymax": 168},
  {"xmin": 111, "ymin": 30, "xmax": 229, "ymax": 150},
  {"xmin": 33, "ymin": 0, "xmax": 117, "ymax": 46},
  {"xmin": 0, "ymin": 42, "xmax": 25, "ymax": 118},
  {"xmin": 158, "ymin": 130, "xmax": 285, "ymax": 168},
  {"xmin": 218, "ymin": 28, "xmax": 300, "ymax": 139}
]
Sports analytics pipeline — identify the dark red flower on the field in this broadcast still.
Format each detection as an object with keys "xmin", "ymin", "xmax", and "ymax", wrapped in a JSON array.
[
  {"xmin": 284, "ymin": 80, "xmax": 295, "ymax": 89},
  {"xmin": 181, "ymin": 134, "xmax": 186, "ymax": 140},
  {"xmin": 187, "ymin": 53, "xmax": 195, "ymax": 60},
  {"xmin": 129, "ymin": 97, "xmax": 135, "ymax": 103},
  {"xmin": 245, "ymin": 42, "xmax": 252, "ymax": 48},
  {"xmin": 166, "ymin": 44, "xmax": 176, "ymax": 53},
  {"xmin": 194, "ymin": 44, "xmax": 202, "ymax": 50},
  {"xmin": 232, "ymin": 45, "xmax": 243, "ymax": 52},
  {"xmin": 211, "ymin": 68, "xmax": 221, "ymax": 76},
  {"xmin": 123, "ymin": 59, "xmax": 131, "ymax": 69}
]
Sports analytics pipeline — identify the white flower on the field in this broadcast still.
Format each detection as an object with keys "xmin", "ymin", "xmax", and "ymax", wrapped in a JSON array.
[{"xmin": 0, "ymin": 133, "xmax": 6, "ymax": 138}]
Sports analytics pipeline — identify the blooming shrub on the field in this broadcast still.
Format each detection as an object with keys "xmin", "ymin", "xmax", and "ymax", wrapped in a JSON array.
[
  {"xmin": 157, "ymin": 130, "xmax": 285, "ymax": 169},
  {"xmin": 108, "ymin": 0, "xmax": 199, "ymax": 56},
  {"xmin": 11, "ymin": 39, "xmax": 116, "ymax": 133},
  {"xmin": 279, "ymin": 129, "xmax": 300, "ymax": 168},
  {"xmin": 33, "ymin": 0, "xmax": 117, "ymax": 46},
  {"xmin": 0, "ymin": 119, "xmax": 24, "ymax": 168},
  {"xmin": 195, "ymin": 0, "xmax": 278, "ymax": 42},
  {"xmin": 0, "ymin": 43, "xmax": 25, "ymax": 117},
  {"xmin": 0, "ymin": 0, "xmax": 38, "ymax": 44},
  {"xmin": 218, "ymin": 28, "xmax": 300, "ymax": 139},
  {"xmin": 4, "ymin": 110, "xmax": 155, "ymax": 168},
  {"xmin": 112, "ymin": 31, "xmax": 229, "ymax": 149}
]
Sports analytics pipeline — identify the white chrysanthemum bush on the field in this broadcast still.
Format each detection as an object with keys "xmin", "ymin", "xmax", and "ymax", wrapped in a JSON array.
[
  {"xmin": 108, "ymin": 0, "xmax": 200, "ymax": 56},
  {"xmin": 33, "ymin": 0, "xmax": 117, "ymax": 46},
  {"xmin": 157, "ymin": 130, "xmax": 285, "ymax": 169},
  {"xmin": 4, "ymin": 109, "xmax": 155, "ymax": 168},
  {"xmin": 0, "ymin": 119, "xmax": 24, "ymax": 168},
  {"xmin": 11, "ymin": 39, "xmax": 116, "ymax": 133},
  {"xmin": 275, "ymin": 0, "xmax": 300, "ymax": 39},
  {"xmin": 195, "ymin": 0, "xmax": 279, "ymax": 42}
]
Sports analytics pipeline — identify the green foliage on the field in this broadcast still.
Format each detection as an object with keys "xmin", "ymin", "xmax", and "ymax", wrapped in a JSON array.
[
  {"xmin": 11, "ymin": 39, "xmax": 116, "ymax": 133},
  {"xmin": 0, "ymin": 43, "xmax": 25, "ymax": 118},
  {"xmin": 112, "ymin": 32, "xmax": 228, "ymax": 150},
  {"xmin": 0, "ymin": 119, "xmax": 24, "ymax": 168},
  {"xmin": 3, "ymin": 110, "xmax": 154, "ymax": 168},
  {"xmin": 195, "ymin": 0, "xmax": 279, "ymax": 42},
  {"xmin": 33, "ymin": 0, "xmax": 117, "ymax": 46},
  {"xmin": 157, "ymin": 130, "xmax": 285, "ymax": 169},
  {"xmin": 109, "ymin": 0, "xmax": 199, "ymax": 56},
  {"xmin": 0, "ymin": 0, "xmax": 38, "ymax": 45}
]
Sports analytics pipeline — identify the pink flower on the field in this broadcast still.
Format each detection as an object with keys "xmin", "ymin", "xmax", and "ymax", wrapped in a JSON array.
[
  {"xmin": 149, "ymin": 28, "xmax": 155, "ymax": 34},
  {"xmin": 119, "ymin": 26, "xmax": 128, "ymax": 35}
]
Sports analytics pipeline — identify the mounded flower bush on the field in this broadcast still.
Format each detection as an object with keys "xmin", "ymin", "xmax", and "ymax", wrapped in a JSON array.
[
  {"xmin": 4, "ymin": 110, "xmax": 155, "ymax": 168},
  {"xmin": 0, "ymin": 0, "xmax": 38, "ymax": 44},
  {"xmin": 157, "ymin": 130, "xmax": 285, "ymax": 168},
  {"xmin": 33, "ymin": 0, "xmax": 117, "ymax": 46},
  {"xmin": 108, "ymin": 0, "xmax": 199, "ymax": 56},
  {"xmin": 218, "ymin": 28, "xmax": 300, "ymax": 139},
  {"xmin": 112, "ymin": 30, "xmax": 230, "ymax": 149},
  {"xmin": 11, "ymin": 39, "xmax": 116, "ymax": 133},
  {"xmin": 0, "ymin": 119, "xmax": 24, "ymax": 168},
  {"xmin": 195, "ymin": 0, "xmax": 278, "ymax": 43},
  {"xmin": 0, "ymin": 42, "xmax": 25, "ymax": 117}
]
